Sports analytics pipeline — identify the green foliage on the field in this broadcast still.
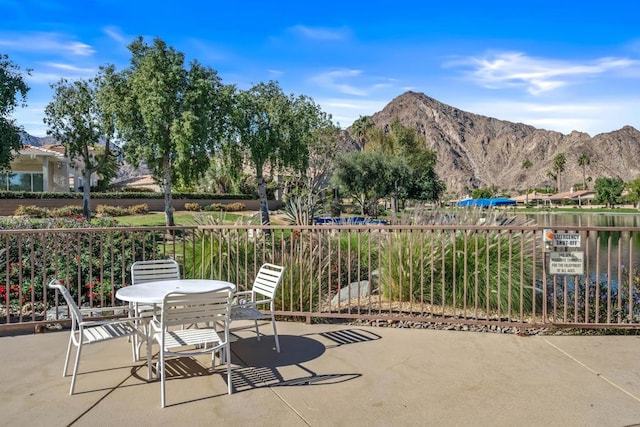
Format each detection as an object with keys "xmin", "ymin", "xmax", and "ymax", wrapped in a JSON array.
[
  {"xmin": 472, "ymin": 187, "xmax": 495, "ymax": 199},
  {"xmin": 14, "ymin": 204, "xmax": 85, "ymax": 218},
  {"xmin": 202, "ymin": 202, "xmax": 246, "ymax": 212},
  {"xmin": 96, "ymin": 204, "xmax": 149, "ymax": 216},
  {"xmin": 280, "ymin": 193, "xmax": 322, "ymax": 225},
  {"xmin": 44, "ymin": 69, "xmax": 119, "ymax": 218},
  {"xmin": 0, "ymin": 217, "xmax": 159, "ymax": 313},
  {"xmin": 351, "ymin": 115, "xmax": 374, "ymax": 149},
  {"xmin": 0, "ymin": 190, "xmax": 254, "ymax": 200},
  {"xmin": 553, "ymin": 153, "xmax": 566, "ymax": 191},
  {"xmin": 0, "ymin": 54, "xmax": 30, "ymax": 173},
  {"xmin": 594, "ymin": 177, "xmax": 625, "ymax": 208},
  {"xmin": 184, "ymin": 202, "xmax": 201, "ymax": 211},
  {"xmin": 227, "ymin": 81, "xmax": 331, "ymax": 226},
  {"xmin": 332, "ymin": 150, "xmax": 395, "ymax": 216},
  {"xmin": 109, "ymin": 36, "xmax": 231, "ymax": 226},
  {"xmin": 13, "ymin": 205, "xmax": 49, "ymax": 217},
  {"xmin": 626, "ymin": 177, "xmax": 640, "ymax": 208},
  {"xmin": 379, "ymin": 228, "xmax": 535, "ymax": 315}
]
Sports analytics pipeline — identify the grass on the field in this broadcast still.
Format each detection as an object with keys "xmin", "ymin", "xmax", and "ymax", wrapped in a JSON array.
[{"xmin": 113, "ymin": 211, "xmax": 250, "ymax": 227}]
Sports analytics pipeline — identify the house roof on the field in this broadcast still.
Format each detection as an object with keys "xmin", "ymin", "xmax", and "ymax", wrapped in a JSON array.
[
  {"xmin": 19, "ymin": 145, "xmax": 65, "ymax": 158},
  {"xmin": 548, "ymin": 190, "xmax": 595, "ymax": 201},
  {"xmin": 510, "ymin": 192, "xmax": 551, "ymax": 202}
]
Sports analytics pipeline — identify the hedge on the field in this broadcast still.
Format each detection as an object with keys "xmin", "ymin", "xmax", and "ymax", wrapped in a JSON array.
[{"xmin": 0, "ymin": 190, "xmax": 256, "ymax": 200}]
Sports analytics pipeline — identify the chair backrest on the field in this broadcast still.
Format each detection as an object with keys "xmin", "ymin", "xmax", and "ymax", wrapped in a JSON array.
[
  {"xmin": 131, "ymin": 259, "xmax": 180, "ymax": 285},
  {"xmin": 161, "ymin": 288, "xmax": 232, "ymax": 329},
  {"xmin": 251, "ymin": 263, "xmax": 285, "ymax": 299},
  {"xmin": 48, "ymin": 279, "xmax": 83, "ymax": 324}
]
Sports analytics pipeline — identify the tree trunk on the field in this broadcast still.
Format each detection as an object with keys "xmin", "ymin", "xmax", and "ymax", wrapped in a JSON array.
[
  {"xmin": 393, "ymin": 181, "xmax": 399, "ymax": 213},
  {"xmin": 256, "ymin": 166, "xmax": 270, "ymax": 231},
  {"xmin": 162, "ymin": 155, "xmax": 174, "ymax": 227},
  {"xmin": 82, "ymin": 169, "xmax": 92, "ymax": 219}
]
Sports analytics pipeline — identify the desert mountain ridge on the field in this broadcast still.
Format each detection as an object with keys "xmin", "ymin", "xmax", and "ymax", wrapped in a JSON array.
[
  {"xmin": 18, "ymin": 91, "xmax": 640, "ymax": 198},
  {"xmin": 350, "ymin": 91, "xmax": 640, "ymax": 196}
]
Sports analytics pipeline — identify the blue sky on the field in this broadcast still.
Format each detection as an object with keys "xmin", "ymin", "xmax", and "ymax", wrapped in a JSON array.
[{"xmin": 2, "ymin": 0, "xmax": 639, "ymax": 138}]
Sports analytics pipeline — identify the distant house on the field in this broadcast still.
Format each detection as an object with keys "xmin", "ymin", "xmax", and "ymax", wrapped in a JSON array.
[
  {"xmin": 2, "ymin": 144, "xmax": 100, "ymax": 193},
  {"xmin": 548, "ymin": 189, "xmax": 595, "ymax": 206}
]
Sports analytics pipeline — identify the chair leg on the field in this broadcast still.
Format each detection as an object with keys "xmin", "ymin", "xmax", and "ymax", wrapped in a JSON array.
[
  {"xmin": 69, "ymin": 340, "xmax": 83, "ymax": 395},
  {"xmin": 147, "ymin": 335, "xmax": 153, "ymax": 381},
  {"xmin": 63, "ymin": 333, "xmax": 74, "ymax": 377},
  {"xmin": 225, "ymin": 344, "xmax": 232, "ymax": 395},
  {"xmin": 254, "ymin": 319, "xmax": 261, "ymax": 341},
  {"xmin": 159, "ymin": 348, "xmax": 166, "ymax": 408},
  {"xmin": 271, "ymin": 314, "xmax": 280, "ymax": 353}
]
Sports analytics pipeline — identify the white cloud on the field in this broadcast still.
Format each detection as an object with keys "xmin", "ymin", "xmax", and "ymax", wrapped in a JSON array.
[
  {"xmin": 25, "ymin": 63, "xmax": 96, "ymax": 84},
  {"xmin": 268, "ymin": 69, "xmax": 284, "ymax": 77},
  {"xmin": 459, "ymin": 99, "xmax": 640, "ymax": 135},
  {"xmin": 311, "ymin": 69, "xmax": 368, "ymax": 96},
  {"xmin": 289, "ymin": 25, "xmax": 349, "ymax": 41},
  {"xmin": 103, "ymin": 26, "xmax": 128, "ymax": 45},
  {"xmin": 315, "ymin": 97, "xmax": 388, "ymax": 127},
  {"xmin": 449, "ymin": 52, "xmax": 640, "ymax": 95},
  {"xmin": 0, "ymin": 32, "xmax": 95, "ymax": 56}
]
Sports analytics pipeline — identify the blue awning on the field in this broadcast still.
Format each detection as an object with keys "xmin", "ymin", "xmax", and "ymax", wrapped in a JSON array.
[{"xmin": 456, "ymin": 198, "xmax": 516, "ymax": 207}]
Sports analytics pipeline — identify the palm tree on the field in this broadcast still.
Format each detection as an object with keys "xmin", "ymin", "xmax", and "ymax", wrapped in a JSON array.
[
  {"xmin": 521, "ymin": 159, "xmax": 533, "ymax": 204},
  {"xmin": 578, "ymin": 153, "xmax": 590, "ymax": 189},
  {"xmin": 553, "ymin": 153, "xmax": 566, "ymax": 192},
  {"xmin": 351, "ymin": 115, "xmax": 373, "ymax": 150}
]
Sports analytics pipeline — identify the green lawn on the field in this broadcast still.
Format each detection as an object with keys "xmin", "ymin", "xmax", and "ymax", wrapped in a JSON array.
[{"xmin": 113, "ymin": 211, "xmax": 253, "ymax": 227}]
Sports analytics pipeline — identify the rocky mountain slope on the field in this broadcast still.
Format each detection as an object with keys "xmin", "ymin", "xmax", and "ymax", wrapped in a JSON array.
[{"xmin": 359, "ymin": 91, "xmax": 640, "ymax": 196}]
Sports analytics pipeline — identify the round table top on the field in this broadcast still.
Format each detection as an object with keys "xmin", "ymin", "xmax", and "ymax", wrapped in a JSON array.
[{"xmin": 115, "ymin": 279, "xmax": 236, "ymax": 304}]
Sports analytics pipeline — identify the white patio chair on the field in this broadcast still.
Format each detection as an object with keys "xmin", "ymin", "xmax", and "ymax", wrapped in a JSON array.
[
  {"xmin": 131, "ymin": 259, "xmax": 181, "ymax": 285},
  {"xmin": 130, "ymin": 259, "xmax": 181, "ymax": 355},
  {"xmin": 230, "ymin": 263, "xmax": 285, "ymax": 352},
  {"xmin": 147, "ymin": 287, "xmax": 233, "ymax": 408},
  {"xmin": 48, "ymin": 279, "xmax": 143, "ymax": 395}
]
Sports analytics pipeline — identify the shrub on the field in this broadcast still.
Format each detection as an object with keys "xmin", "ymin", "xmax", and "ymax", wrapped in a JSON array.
[
  {"xmin": 96, "ymin": 205, "xmax": 131, "ymax": 217},
  {"xmin": 14, "ymin": 205, "xmax": 49, "ymax": 218},
  {"xmin": 379, "ymin": 227, "xmax": 535, "ymax": 317},
  {"xmin": 50, "ymin": 205, "xmax": 84, "ymax": 217},
  {"xmin": 226, "ymin": 202, "xmax": 246, "ymax": 212},
  {"xmin": 203, "ymin": 202, "xmax": 245, "ymax": 212},
  {"xmin": 184, "ymin": 202, "xmax": 201, "ymax": 212},
  {"xmin": 129, "ymin": 204, "xmax": 149, "ymax": 215},
  {"xmin": 0, "ymin": 216, "xmax": 161, "ymax": 314}
]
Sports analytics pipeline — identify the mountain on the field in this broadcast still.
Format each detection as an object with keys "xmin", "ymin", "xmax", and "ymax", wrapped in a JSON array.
[
  {"xmin": 356, "ymin": 91, "xmax": 640, "ymax": 196},
  {"xmin": 19, "ymin": 132, "xmax": 57, "ymax": 147}
]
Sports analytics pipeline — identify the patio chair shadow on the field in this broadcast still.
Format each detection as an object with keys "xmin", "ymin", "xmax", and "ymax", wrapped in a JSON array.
[
  {"xmin": 312, "ymin": 328, "xmax": 382, "ymax": 348},
  {"xmin": 230, "ymin": 334, "xmax": 326, "ymax": 367}
]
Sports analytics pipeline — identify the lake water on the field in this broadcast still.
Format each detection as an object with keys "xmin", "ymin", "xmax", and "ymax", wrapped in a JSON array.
[{"xmin": 515, "ymin": 212, "xmax": 640, "ymax": 275}]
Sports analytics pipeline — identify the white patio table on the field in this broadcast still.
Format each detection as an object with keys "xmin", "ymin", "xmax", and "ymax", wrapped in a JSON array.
[
  {"xmin": 116, "ymin": 279, "xmax": 236, "ymax": 305},
  {"xmin": 116, "ymin": 279, "xmax": 236, "ymax": 365}
]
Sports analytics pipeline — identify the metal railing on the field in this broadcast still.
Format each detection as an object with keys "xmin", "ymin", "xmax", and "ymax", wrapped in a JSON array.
[{"xmin": 1, "ymin": 223, "xmax": 639, "ymax": 332}]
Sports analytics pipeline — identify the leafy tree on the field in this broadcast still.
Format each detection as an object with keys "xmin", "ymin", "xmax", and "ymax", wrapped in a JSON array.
[
  {"xmin": 625, "ymin": 177, "xmax": 640, "ymax": 210},
  {"xmin": 577, "ymin": 153, "xmax": 591, "ymax": 189},
  {"xmin": 351, "ymin": 115, "xmax": 373, "ymax": 150},
  {"xmin": 44, "ymin": 70, "xmax": 117, "ymax": 218},
  {"xmin": 227, "ymin": 81, "xmax": 329, "ymax": 226},
  {"xmin": 553, "ymin": 153, "xmax": 566, "ymax": 192},
  {"xmin": 594, "ymin": 177, "xmax": 624, "ymax": 208},
  {"xmin": 304, "ymin": 122, "xmax": 346, "ymax": 193},
  {"xmin": 332, "ymin": 150, "xmax": 396, "ymax": 216},
  {"xmin": 471, "ymin": 187, "xmax": 495, "ymax": 199},
  {"xmin": 0, "ymin": 54, "xmax": 30, "ymax": 172},
  {"xmin": 109, "ymin": 36, "xmax": 230, "ymax": 226}
]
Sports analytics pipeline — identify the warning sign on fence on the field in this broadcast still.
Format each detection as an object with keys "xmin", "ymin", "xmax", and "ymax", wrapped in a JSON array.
[{"xmin": 549, "ymin": 251, "xmax": 584, "ymax": 275}]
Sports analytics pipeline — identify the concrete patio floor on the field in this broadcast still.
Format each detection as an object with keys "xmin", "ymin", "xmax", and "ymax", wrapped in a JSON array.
[{"xmin": 1, "ymin": 322, "xmax": 639, "ymax": 426}]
